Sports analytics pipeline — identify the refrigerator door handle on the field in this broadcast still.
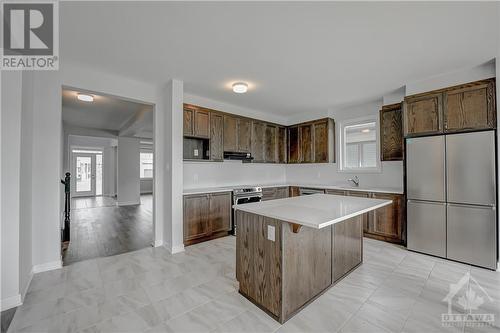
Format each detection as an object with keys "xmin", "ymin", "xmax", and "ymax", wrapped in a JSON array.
[{"xmin": 447, "ymin": 203, "xmax": 496, "ymax": 210}]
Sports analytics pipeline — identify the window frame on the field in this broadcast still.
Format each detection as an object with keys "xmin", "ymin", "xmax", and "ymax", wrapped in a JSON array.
[
  {"xmin": 140, "ymin": 151, "xmax": 154, "ymax": 180},
  {"xmin": 338, "ymin": 116, "xmax": 381, "ymax": 173}
]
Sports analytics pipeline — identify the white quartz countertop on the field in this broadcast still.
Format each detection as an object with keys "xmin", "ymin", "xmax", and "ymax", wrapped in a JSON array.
[
  {"xmin": 233, "ymin": 194, "xmax": 392, "ymax": 229},
  {"xmin": 183, "ymin": 183, "xmax": 403, "ymax": 195}
]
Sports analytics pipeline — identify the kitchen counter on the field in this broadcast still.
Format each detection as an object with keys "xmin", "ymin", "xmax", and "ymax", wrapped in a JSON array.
[
  {"xmin": 183, "ymin": 183, "xmax": 403, "ymax": 195},
  {"xmin": 233, "ymin": 194, "xmax": 391, "ymax": 229}
]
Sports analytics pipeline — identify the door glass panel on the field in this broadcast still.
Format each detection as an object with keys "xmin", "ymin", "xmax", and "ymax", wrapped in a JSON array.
[
  {"xmin": 76, "ymin": 156, "xmax": 92, "ymax": 192},
  {"xmin": 96, "ymin": 154, "xmax": 103, "ymax": 196}
]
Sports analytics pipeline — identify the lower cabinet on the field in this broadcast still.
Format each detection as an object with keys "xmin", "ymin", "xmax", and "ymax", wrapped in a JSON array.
[
  {"xmin": 183, "ymin": 191, "xmax": 232, "ymax": 245},
  {"xmin": 262, "ymin": 186, "xmax": 289, "ymax": 201}
]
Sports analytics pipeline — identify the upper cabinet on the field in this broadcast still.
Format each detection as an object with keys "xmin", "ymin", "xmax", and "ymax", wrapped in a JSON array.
[
  {"xmin": 380, "ymin": 103, "xmax": 403, "ymax": 161},
  {"xmin": 210, "ymin": 113, "xmax": 223, "ymax": 161},
  {"xmin": 183, "ymin": 105, "xmax": 210, "ymax": 138},
  {"xmin": 223, "ymin": 115, "xmax": 252, "ymax": 153},
  {"xmin": 238, "ymin": 118, "xmax": 252, "ymax": 152},
  {"xmin": 403, "ymin": 78, "xmax": 496, "ymax": 137},
  {"xmin": 288, "ymin": 118, "xmax": 335, "ymax": 164},
  {"xmin": 264, "ymin": 124, "xmax": 277, "ymax": 163},
  {"xmin": 251, "ymin": 121, "xmax": 266, "ymax": 163},
  {"xmin": 278, "ymin": 127, "xmax": 287, "ymax": 163},
  {"xmin": 443, "ymin": 79, "xmax": 496, "ymax": 132}
]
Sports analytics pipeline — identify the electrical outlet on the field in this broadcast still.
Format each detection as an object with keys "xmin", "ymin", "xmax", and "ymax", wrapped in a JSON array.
[
  {"xmin": 267, "ymin": 225, "xmax": 275, "ymax": 242},
  {"xmin": 194, "ymin": 149, "xmax": 199, "ymax": 157}
]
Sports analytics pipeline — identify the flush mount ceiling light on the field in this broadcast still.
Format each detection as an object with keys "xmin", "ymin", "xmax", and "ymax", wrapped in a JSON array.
[
  {"xmin": 232, "ymin": 82, "xmax": 248, "ymax": 94},
  {"xmin": 361, "ymin": 129, "xmax": 370, "ymax": 133},
  {"xmin": 77, "ymin": 93, "xmax": 94, "ymax": 102}
]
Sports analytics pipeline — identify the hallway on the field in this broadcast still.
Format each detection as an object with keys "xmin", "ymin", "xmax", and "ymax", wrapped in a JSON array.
[{"xmin": 63, "ymin": 195, "xmax": 153, "ymax": 265}]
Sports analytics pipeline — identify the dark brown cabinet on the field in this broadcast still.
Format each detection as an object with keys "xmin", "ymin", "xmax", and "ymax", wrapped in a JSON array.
[
  {"xmin": 444, "ymin": 79, "xmax": 496, "ymax": 132},
  {"xmin": 403, "ymin": 92, "xmax": 443, "ymax": 137},
  {"xmin": 251, "ymin": 121, "xmax": 266, "ymax": 163},
  {"xmin": 238, "ymin": 118, "xmax": 252, "ymax": 152},
  {"xmin": 288, "ymin": 126, "xmax": 300, "ymax": 163},
  {"xmin": 265, "ymin": 125, "xmax": 277, "ymax": 163},
  {"xmin": 210, "ymin": 113, "xmax": 223, "ymax": 161},
  {"xmin": 289, "ymin": 186, "xmax": 300, "ymax": 197},
  {"xmin": 183, "ymin": 191, "xmax": 232, "ymax": 245},
  {"xmin": 183, "ymin": 108, "xmax": 194, "ymax": 136},
  {"xmin": 299, "ymin": 124, "xmax": 313, "ymax": 163},
  {"xmin": 287, "ymin": 119, "xmax": 335, "ymax": 164},
  {"xmin": 184, "ymin": 105, "xmax": 210, "ymax": 138},
  {"xmin": 223, "ymin": 115, "xmax": 238, "ymax": 152},
  {"xmin": 380, "ymin": 103, "xmax": 403, "ymax": 161},
  {"xmin": 313, "ymin": 120, "xmax": 329, "ymax": 163},
  {"xmin": 262, "ymin": 186, "xmax": 289, "ymax": 201},
  {"xmin": 346, "ymin": 191, "xmax": 371, "ymax": 233},
  {"xmin": 278, "ymin": 127, "xmax": 287, "ymax": 163}
]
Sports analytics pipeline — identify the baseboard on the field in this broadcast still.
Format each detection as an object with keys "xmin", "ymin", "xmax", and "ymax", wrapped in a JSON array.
[
  {"xmin": 20, "ymin": 268, "xmax": 34, "ymax": 302},
  {"xmin": 164, "ymin": 242, "xmax": 185, "ymax": 254},
  {"xmin": 32, "ymin": 260, "xmax": 62, "ymax": 274},
  {"xmin": 140, "ymin": 191, "xmax": 153, "ymax": 195},
  {"xmin": 1, "ymin": 294, "xmax": 21, "ymax": 311},
  {"xmin": 153, "ymin": 239, "xmax": 163, "ymax": 247},
  {"xmin": 117, "ymin": 200, "xmax": 140, "ymax": 206}
]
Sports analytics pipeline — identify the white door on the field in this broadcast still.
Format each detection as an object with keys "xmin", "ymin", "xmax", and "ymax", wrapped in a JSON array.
[{"xmin": 73, "ymin": 153, "xmax": 96, "ymax": 197}]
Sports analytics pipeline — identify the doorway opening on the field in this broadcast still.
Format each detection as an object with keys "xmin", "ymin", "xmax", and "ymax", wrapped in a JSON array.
[{"xmin": 61, "ymin": 87, "xmax": 155, "ymax": 265}]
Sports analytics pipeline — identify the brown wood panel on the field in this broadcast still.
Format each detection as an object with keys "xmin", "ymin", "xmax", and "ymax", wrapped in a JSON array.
[
  {"xmin": 265, "ymin": 125, "xmax": 277, "ymax": 163},
  {"xmin": 238, "ymin": 118, "xmax": 252, "ymax": 152},
  {"xmin": 444, "ymin": 79, "xmax": 496, "ymax": 132},
  {"xmin": 278, "ymin": 127, "xmax": 287, "ymax": 163},
  {"xmin": 209, "ymin": 192, "xmax": 231, "ymax": 233},
  {"xmin": 380, "ymin": 104, "xmax": 403, "ymax": 161},
  {"xmin": 313, "ymin": 120, "xmax": 328, "ymax": 163},
  {"xmin": 210, "ymin": 113, "xmax": 223, "ymax": 161},
  {"xmin": 333, "ymin": 215, "xmax": 363, "ymax": 282},
  {"xmin": 346, "ymin": 191, "xmax": 371, "ymax": 234},
  {"xmin": 289, "ymin": 186, "xmax": 300, "ymax": 197},
  {"xmin": 194, "ymin": 110, "xmax": 210, "ymax": 138},
  {"xmin": 287, "ymin": 126, "xmax": 300, "ymax": 163},
  {"xmin": 252, "ymin": 121, "xmax": 266, "ymax": 162},
  {"xmin": 368, "ymin": 193, "xmax": 403, "ymax": 242},
  {"xmin": 276, "ymin": 187, "xmax": 289, "ymax": 199},
  {"xmin": 299, "ymin": 124, "xmax": 313, "ymax": 163},
  {"xmin": 236, "ymin": 210, "xmax": 253, "ymax": 296},
  {"xmin": 403, "ymin": 92, "xmax": 443, "ymax": 137},
  {"xmin": 223, "ymin": 115, "xmax": 238, "ymax": 152},
  {"xmin": 325, "ymin": 189, "xmax": 347, "ymax": 196},
  {"xmin": 262, "ymin": 187, "xmax": 278, "ymax": 201},
  {"xmin": 183, "ymin": 108, "xmax": 194, "ymax": 136},
  {"xmin": 183, "ymin": 194, "xmax": 210, "ymax": 242}
]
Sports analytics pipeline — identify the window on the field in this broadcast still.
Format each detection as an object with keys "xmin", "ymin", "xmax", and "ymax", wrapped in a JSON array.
[
  {"xmin": 140, "ymin": 152, "xmax": 153, "ymax": 178},
  {"xmin": 340, "ymin": 119, "xmax": 379, "ymax": 171}
]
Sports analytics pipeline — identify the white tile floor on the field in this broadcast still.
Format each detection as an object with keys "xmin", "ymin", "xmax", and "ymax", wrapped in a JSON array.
[{"xmin": 8, "ymin": 237, "xmax": 500, "ymax": 333}]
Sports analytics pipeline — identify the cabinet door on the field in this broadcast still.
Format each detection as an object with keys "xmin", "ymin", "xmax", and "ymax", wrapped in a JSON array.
[
  {"xmin": 288, "ymin": 126, "xmax": 300, "ymax": 163},
  {"xmin": 300, "ymin": 124, "xmax": 313, "ymax": 163},
  {"xmin": 210, "ymin": 113, "xmax": 223, "ymax": 161},
  {"xmin": 444, "ymin": 79, "xmax": 496, "ymax": 132},
  {"xmin": 262, "ymin": 187, "xmax": 277, "ymax": 201},
  {"xmin": 183, "ymin": 108, "xmax": 194, "ymax": 136},
  {"xmin": 183, "ymin": 194, "xmax": 211, "ymax": 242},
  {"xmin": 251, "ymin": 121, "xmax": 265, "ymax": 162},
  {"xmin": 194, "ymin": 110, "xmax": 210, "ymax": 138},
  {"xmin": 278, "ymin": 127, "xmax": 287, "ymax": 163},
  {"xmin": 346, "ymin": 191, "xmax": 371, "ymax": 233},
  {"xmin": 370, "ymin": 193, "xmax": 402, "ymax": 242},
  {"xmin": 333, "ymin": 215, "xmax": 362, "ymax": 282},
  {"xmin": 289, "ymin": 186, "xmax": 300, "ymax": 197},
  {"xmin": 403, "ymin": 93, "xmax": 443, "ymax": 137},
  {"xmin": 223, "ymin": 115, "xmax": 238, "ymax": 152},
  {"xmin": 380, "ymin": 105, "xmax": 403, "ymax": 161},
  {"xmin": 313, "ymin": 120, "xmax": 329, "ymax": 163},
  {"xmin": 238, "ymin": 118, "xmax": 252, "ymax": 152},
  {"xmin": 265, "ymin": 125, "xmax": 277, "ymax": 163},
  {"xmin": 276, "ymin": 187, "xmax": 289, "ymax": 199},
  {"xmin": 209, "ymin": 192, "xmax": 232, "ymax": 233},
  {"xmin": 325, "ymin": 189, "xmax": 346, "ymax": 196}
]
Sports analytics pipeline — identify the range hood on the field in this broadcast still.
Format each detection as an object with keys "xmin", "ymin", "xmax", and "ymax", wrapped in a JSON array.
[{"xmin": 223, "ymin": 151, "xmax": 254, "ymax": 162}]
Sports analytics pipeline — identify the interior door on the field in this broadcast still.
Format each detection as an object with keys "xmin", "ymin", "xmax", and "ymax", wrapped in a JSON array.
[{"xmin": 73, "ymin": 153, "xmax": 96, "ymax": 197}]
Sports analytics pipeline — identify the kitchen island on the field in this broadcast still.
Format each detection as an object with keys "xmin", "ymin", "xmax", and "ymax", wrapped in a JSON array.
[{"xmin": 234, "ymin": 194, "xmax": 392, "ymax": 323}]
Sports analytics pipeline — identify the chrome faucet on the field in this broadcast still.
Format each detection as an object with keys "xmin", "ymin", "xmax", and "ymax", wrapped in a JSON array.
[{"xmin": 348, "ymin": 176, "xmax": 359, "ymax": 187}]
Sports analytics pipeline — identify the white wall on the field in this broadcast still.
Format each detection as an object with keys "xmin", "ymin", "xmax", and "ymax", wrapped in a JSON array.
[
  {"xmin": 103, "ymin": 146, "xmax": 117, "ymax": 196},
  {"xmin": 117, "ymin": 137, "xmax": 140, "ymax": 205},
  {"xmin": 1, "ymin": 71, "xmax": 22, "ymax": 310}
]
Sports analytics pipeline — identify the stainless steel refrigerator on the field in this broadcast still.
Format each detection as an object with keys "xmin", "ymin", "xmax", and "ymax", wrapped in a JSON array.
[{"xmin": 406, "ymin": 131, "xmax": 497, "ymax": 270}]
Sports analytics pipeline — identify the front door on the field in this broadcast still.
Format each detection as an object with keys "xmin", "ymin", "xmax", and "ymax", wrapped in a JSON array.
[{"xmin": 73, "ymin": 153, "xmax": 96, "ymax": 197}]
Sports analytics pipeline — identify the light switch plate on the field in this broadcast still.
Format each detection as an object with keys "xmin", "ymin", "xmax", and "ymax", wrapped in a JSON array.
[
  {"xmin": 194, "ymin": 149, "xmax": 199, "ymax": 157},
  {"xmin": 267, "ymin": 225, "xmax": 275, "ymax": 242}
]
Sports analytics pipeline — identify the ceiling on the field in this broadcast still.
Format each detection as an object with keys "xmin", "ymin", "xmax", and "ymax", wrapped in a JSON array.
[
  {"xmin": 60, "ymin": 2, "xmax": 498, "ymax": 117},
  {"xmin": 62, "ymin": 88, "xmax": 153, "ymax": 138}
]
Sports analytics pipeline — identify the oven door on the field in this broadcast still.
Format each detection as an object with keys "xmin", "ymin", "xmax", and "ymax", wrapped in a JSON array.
[{"xmin": 231, "ymin": 195, "xmax": 262, "ymax": 235}]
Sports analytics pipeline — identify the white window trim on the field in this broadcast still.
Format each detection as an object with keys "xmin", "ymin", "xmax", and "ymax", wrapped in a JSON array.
[
  {"xmin": 337, "ymin": 116, "xmax": 382, "ymax": 173},
  {"xmin": 140, "ymin": 151, "xmax": 154, "ymax": 180}
]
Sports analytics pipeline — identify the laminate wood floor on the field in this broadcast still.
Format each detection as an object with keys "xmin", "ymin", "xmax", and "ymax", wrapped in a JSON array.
[{"xmin": 62, "ymin": 195, "xmax": 153, "ymax": 266}]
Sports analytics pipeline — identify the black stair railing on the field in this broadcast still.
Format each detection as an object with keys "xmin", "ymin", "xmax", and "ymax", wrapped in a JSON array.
[{"xmin": 60, "ymin": 172, "xmax": 71, "ymax": 245}]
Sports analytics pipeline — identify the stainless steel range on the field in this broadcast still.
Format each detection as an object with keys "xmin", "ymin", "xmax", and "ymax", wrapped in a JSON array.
[{"xmin": 231, "ymin": 186, "xmax": 262, "ymax": 235}]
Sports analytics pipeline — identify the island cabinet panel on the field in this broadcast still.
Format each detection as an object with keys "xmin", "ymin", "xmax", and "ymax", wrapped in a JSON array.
[
  {"xmin": 346, "ymin": 191, "xmax": 371, "ymax": 233},
  {"xmin": 183, "ymin": 194, "xmax": 211, "ymax": 242},
  {"xmin": 278, "ymin": 127, "xmax": 287, "ymax": 163},
  {"xmin": 210, "ymin": 113, "xmax": 223, "ymax": 161},
  {"xmin": 287, "ymin": 126, "xmax": 300, "ymax": 163},
  {"xmin": 252, "ymin": 121, "xmax": 266, "ymax": 163},
  {"xmin": 236, "ymin": 211, "xmax": 282, "ymax": 318},
  {"xmin": 332, "ymin": 216, "xmax": 363, "ymax": 282},
  {"xmin": 282, "ymin": 223, "xmax": 332, "ymax": 321},
  {"xmin": 183, "ymin": 191, "xmax": 232, "ymax": 245},
  {"xmin": 443, "ymin": 79, "xmax": 496, "ymax": 132},
  {"xmin": 223, "ymin": 115, "xmax": 238, "ymax": 151},
  {"xmin": 380, "ymin": 103, "xmax": 403, "ymax": 161},
  {"xmin": 403, "ymin": 92, "xmax": 443, "ymax": 137},
  {"xmin": 265, "ymin": 124, "xmax": 277, "ymax": 163},
  {"xmin": 368, "ymin": 193, "xmax": 403, "ymax": 243},
  {"xmin": 238, "ymin": 118, "xmax": 252, "ymax": 152},
  {"xmin": 299, "ymin": 124, "xmax": 313, "ymax": 163}
]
